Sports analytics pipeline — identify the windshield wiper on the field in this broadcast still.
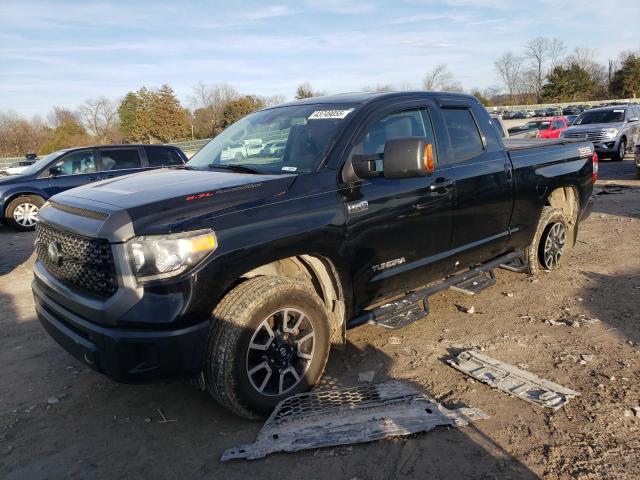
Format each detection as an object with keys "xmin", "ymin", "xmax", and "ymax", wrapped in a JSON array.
[{"xmin": 207, "ymin": 164, "xmax": 264, "ymax": 174}]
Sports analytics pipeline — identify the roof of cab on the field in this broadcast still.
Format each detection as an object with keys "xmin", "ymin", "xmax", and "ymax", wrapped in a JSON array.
[{"xmin": 273, "ymin": 90, "xmax": 476, "ymax": 109}]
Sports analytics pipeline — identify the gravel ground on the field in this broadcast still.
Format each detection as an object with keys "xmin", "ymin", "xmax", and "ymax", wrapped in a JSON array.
[{"xmin": 1, "ymin": 157, "xmax": 639, "ymax": 479}]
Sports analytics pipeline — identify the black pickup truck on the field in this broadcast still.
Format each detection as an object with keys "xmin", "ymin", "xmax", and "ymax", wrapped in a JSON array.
[{"xmin": 32, "ymin": 92, "xmax": 596, "ymax": 418}]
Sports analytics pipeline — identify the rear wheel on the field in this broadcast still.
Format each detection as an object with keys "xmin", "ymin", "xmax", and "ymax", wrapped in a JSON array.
[
  {"xmin": 612, "ymin": 139, "xmax": 626, "ymax": 162},
  {"xmin": 205, "ymin": 276, "xmax": 330, "ymax": 419},
  {"xmin": 5, "ymin": 195, "xmax": 44, "ymax": 231},
  {"xmin": 523, "ymin": 207, "xmax": 568, "ymax": 275}
]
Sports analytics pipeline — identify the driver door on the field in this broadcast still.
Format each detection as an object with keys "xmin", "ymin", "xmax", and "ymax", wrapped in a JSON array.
[
  {"xmin": 44, "ymin": 149, "xmax": 101, "ymax": 197},
  {"xmin": 343, "ymin": 103, "xmax": 455, "ymax": 310}
]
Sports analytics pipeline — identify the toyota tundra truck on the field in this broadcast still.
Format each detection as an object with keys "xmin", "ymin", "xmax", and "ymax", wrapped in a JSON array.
[{"xmin": 32, "ymin": 92, "xmax": 596, "ymax": 419}]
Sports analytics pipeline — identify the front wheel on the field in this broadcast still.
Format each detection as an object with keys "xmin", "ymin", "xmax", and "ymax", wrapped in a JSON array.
[
  {"xmin": 5, "ymin": 195, "xmax": 44, "ymax": 231},
  {"xmin": 612, "ymin": 139, "xmax": 626, "ymax": 162},
  {"xmin": 205, "ymin": 276, "xmax": 330, "ymax": 419},
  {"xmin": 523, "ymin": 207, "xmax": 568, "ymax": 276}
]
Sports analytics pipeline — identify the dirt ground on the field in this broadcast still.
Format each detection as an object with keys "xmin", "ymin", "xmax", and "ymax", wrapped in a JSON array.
[{"xmin": 1, "ymin": 157, "xmax": 639, "ymax": 480}]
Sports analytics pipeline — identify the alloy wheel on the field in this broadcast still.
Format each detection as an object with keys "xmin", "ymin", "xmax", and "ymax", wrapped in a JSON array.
[
  {"xmin": 246, "ymin": 308, "xmax": 315, "ymax": 397},
  {"xmin": 542, "ymin": 222, "xmax": 566, "ymax": 269}
]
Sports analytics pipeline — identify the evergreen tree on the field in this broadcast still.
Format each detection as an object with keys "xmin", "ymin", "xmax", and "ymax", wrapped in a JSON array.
[
  {"xmin": 610, "ymin": 54, "xmax": 640, "ymax": 99},
  {"xmin": 541, "ymin": 64, "xmax": 597, "ymax": 102},
  {"xmin": 221, "ymin": 96, "xmax": 265, "ymax": 127}
]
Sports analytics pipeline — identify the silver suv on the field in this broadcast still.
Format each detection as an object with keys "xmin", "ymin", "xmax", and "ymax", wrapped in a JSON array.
[{"xmin": 560, "ymin": 105, "xmax": 640, "ymax": 161}]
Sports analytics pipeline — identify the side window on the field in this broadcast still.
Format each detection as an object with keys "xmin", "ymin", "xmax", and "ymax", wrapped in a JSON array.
[
  {"xmin": 355, "ymin": 108, "xmax": 436, "ymax": 157},
  {"xmin": 100, "ymin": 149, "xmax": 142, "ymax": 171},
  {"xmin": 553, "ymin": 120, "xmax": 564, "ymax": 129},
  {"xmin": 441, "ymin": 108, "xmax": 484, "ymax": 163},
  {"xmin": 53, "ymin": 150, "xmax": 97, "ymax": 176},
  {"xmin": 145, "ymin": 147, "xmax": 185, "ymax": 167}
]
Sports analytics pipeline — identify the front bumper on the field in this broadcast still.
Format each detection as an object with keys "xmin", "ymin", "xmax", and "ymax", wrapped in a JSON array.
[
  {"xmin": 592, "ymin": 139, "xmax": 620, "ymax": 156},
  {"xmin": 33, "ymin": 279, "xmax": 209, "ymax": 382}
]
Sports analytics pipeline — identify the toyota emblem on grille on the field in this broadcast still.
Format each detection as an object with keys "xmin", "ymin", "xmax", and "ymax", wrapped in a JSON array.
[{"xmin": 47, "ymin": 241, "xmax": 63, "ymax": 266}]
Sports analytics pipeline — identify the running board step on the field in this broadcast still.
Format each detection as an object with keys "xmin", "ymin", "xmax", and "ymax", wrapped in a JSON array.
[
  {"xmin": 366, "ymin": 295, "xmax": 429, "ymax": 330},
  {"xmin": 450, "ymin": 272, "xmax": 496, "ymax": 295},
  {"xmin": 499, "ymin": 256, "xmax": 527, "ymax": 273},
  {"xmin": 347, "ymin": 251, "xmax": 522, "ymax": 331}
]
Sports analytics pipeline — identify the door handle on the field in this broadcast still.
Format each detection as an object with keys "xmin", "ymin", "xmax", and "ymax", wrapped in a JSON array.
[
  {"xmin": 504, "ymin": 163, "xmax": 513, "ymax": 181},
  {"xmin": 429, "ymin": 178, "xmax": 454, "ymax": 191}
]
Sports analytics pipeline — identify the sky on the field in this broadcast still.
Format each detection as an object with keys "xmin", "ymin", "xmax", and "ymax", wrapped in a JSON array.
[{"xmin": 1, "ymin": 0, "xmax": 639, "ymax": 117}]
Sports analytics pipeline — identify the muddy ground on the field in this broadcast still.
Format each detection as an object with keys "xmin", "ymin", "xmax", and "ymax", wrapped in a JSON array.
[{"xmin": 1, "ymin": 157, "xmax": 639, "ymax": 479}]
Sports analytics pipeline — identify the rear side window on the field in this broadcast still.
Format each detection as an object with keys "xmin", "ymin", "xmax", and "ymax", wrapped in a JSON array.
[
  {"xmin": 145, "ymin": 147, "xmax": 185, "ymax": 167},
  {"xmin": 100, "ymin": 149, "xmax": 142, "ymax": 171},
  {"xmin": 442, "ymin": 108, "xmax": 484, "ymax": 163},
  {"xmin": 553, "ymin": 120, "xmax": 564, "ymax": 129}
]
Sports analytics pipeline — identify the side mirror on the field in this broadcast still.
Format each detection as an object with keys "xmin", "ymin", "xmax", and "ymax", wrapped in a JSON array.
[
  {"xmin": 351, "ymin": 137, "xmax": 435, "ymax": 179},
  {"xmin": 48, "ymin": 166, "xmax": 61, "ymax": 177},
  {"xmin": 383, "ymin": 137, "xmax": 435, "ymax": 178}
]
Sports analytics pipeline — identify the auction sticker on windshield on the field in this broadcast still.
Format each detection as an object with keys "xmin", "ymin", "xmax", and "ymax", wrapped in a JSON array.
[{"xmin": 308, "ymin": 109, "xmax": 354, "ymax": 120}]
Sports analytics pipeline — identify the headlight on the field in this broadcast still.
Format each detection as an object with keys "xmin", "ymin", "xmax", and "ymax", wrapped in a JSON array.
[
  {"xmin": 602, "ymin": 128, "xmax": 618, "ymax": 139},
  {"xmin": 127, "ymin": 229, "xmax": 217, "ymax": 282}
]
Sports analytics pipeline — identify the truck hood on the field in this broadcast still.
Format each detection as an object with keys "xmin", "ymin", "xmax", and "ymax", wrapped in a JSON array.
[
  {"xmin": 56, "ymin": 168, "xmax": 297, "ymax": 234},
  {"xmin": 565, "ymin": 122, "xmax": 625, "ymax": 132}
]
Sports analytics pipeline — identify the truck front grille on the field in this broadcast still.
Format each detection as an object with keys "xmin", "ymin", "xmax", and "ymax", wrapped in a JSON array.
[
  {"xmin": 564, "ymin": 130, "xmax": 607, "ymax": 141},
  {"xmin": 35, "ymin": 222, "xmax": 118, "ymax": 298}
]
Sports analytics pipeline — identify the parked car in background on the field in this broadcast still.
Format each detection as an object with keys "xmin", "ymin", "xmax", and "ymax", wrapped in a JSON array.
[
  {"xmin": 0, "ymin": 144, "xmax": 187, "ymax": 230},
  {"xmin": 536, "ymin": 117, "xmax": 570, "ymax": 138},
  {"xmin": 545, "ymin": 107, "xmax": 562, "ymax": 117},
  {"xmin": 562, "ymin": 106, "xmax": 581, "ymax": 116},
  {"xmin": 512, "ymin": 110, "xmax": 528, "ymax": 119},
  {"xmin": 566, "ymin": 114, "xmax": 578, "ymax": 125},
  {"xmin": 501, "ymin": 110, "xmax": 515, "ymax": 119},
  {"xmin": 0, "ymin": 159, "xmax": 36, "ymax": 176},
  {"xmin": 560, "ymin": 105, "xmax": 640, "ymax": 161},
  {"xmin": 508, "ymin": 120, "xmax": 547, "ymax": 136},
  {"xmin": 260, "ymin": 140, "xmax": 287, "ymax": 157},
  {"xmin": 534, "ymin": 109, "xmax": 547, "ymax": 117}
]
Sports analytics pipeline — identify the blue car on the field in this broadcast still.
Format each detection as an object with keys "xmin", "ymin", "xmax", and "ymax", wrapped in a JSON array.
[{"xmin": 0, "ymin": 144, "xmax": 187, "ymax": 230}]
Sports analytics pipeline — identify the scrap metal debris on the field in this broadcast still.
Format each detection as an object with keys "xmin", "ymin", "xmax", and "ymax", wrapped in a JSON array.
[
  {"xmin": 448, "ymin": 350, "xmax": 580, "ymax": 409},
  {"xmin": 221, "ymin": 381, "xmax": 488, "ymax": 461}
]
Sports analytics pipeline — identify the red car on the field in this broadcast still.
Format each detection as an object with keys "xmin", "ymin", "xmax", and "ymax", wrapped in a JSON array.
[{"xmin": 535, "ymin": 116, "xmax": 570, "ymax": 138}]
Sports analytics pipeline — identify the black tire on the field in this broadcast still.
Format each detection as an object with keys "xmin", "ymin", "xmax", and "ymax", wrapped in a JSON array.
[
  {"xmin": 523, "ymin": 207, "xmax": 568, "ymax": 276},
  {"xmin": 5, "ymin": 195, "xmax": 44, "ymax": 231},
  {"xmin": 205, "ymin": 276, "xmax": 331, "ymax": 419},
  {"xmin": 636, "ymin": 167, "xmax": 640, "ymax": 179},
  {"xmin": 612, "ymin": 138, "xmax": 626, "ymax": 162}
]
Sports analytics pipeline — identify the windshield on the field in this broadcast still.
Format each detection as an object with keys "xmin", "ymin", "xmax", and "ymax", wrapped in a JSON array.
[
  {"xmin": 524, "ymin": 121, "xmax": 550, "ymax": 129},
  {"xmin": 187, "ymin": 104, "xmax": 355, "ymax": 174},
  {"xmin": 574, "ymin": 109, "xmax": 626, "ymax": 125},
  {"xmin": 19, "ymin": 150, "xmax": 65, "ymax": 176}
]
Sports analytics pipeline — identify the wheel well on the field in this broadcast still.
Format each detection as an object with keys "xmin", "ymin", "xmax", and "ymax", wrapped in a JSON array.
[
  {"xmin": 545, "ymin": 186, "xmax": 579, "ymax": 246},
  {"xmin": 239, "ymin": 255, "xmax": 346, "ymax": 347},
  {"xmin": 3, "ymin": 192, "xmax": 44, "ymax": 215}
]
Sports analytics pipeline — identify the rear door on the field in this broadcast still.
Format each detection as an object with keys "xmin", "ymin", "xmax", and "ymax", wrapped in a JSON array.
[
  {"xmin": 44, "ymin": 148, "xmax": 100, "ymax": 197},
  {"xmin": 437, "ymin": 98, "xmax": 514, "ymax": 269},
  {"xmin": 343, "ymin": 100, "xmax": 455, "ymax": 308},
  {"xmin": 98, "ymin": 147, "xmax": 146, "ymax": 179},
  {"xmin": 143, "ymin": 146, "xmax": 187, "ymax": 168}
]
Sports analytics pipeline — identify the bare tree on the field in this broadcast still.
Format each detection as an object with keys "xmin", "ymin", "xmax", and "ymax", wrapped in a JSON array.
[
  {"xmin": 78, "ymin": 97, "xmax": 118, "ymax": 143},
  {"xmin": 189, "ymin": 82, "xmax": 239, "ymax": 137},
  {"xmin": 423, "ymin": 64, "xmax": 462, "ymax": 91},
  {"xmin": 524, "ymin": 37, "xmax": 566, "ymax": 102},
  {"xmin": 548, "ymin": 38, "xmax": 566, "ymax": 69},
  {"xmin": 260, "ymin": 94, "xmax": 287, "ymax": 107},
  {"xmin": 495, "ymin": 52, "xmax": 523, "ymax": 105}
]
